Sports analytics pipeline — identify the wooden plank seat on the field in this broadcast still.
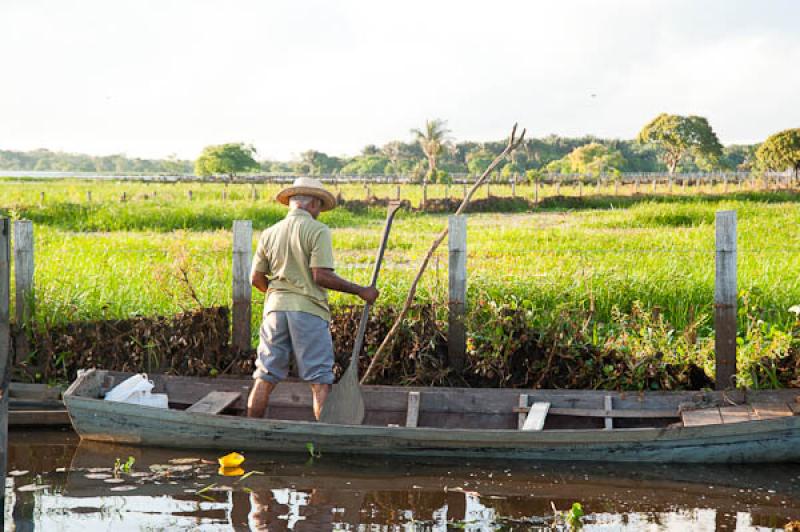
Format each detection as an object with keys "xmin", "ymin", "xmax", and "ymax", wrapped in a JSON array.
[
  {"xmin": 186, "ymin": 391, "xmax": 242, "ymax": 414},
  {"xmin": 521, "ymin": 402, "xmax": 550, "ymax": 431},
  {"xmin": 405, "ymin": 391, "xmax": 420, "ymax": 428}
]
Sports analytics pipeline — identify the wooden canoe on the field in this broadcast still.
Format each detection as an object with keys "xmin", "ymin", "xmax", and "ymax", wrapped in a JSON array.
[{"xmin": 63, "ymin": 369, "xmax": 800, "ymax": 463}]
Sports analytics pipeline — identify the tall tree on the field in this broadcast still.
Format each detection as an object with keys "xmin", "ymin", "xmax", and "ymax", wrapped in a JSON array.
[
  {"xmin": 298, "ymin": 150, "xmax": 341, "ymax": 175},
  {"xmin": 756, "ymin": 128, "xmax": 800, "ymax": 179},
  {"xmin": 195, "ymin": 143, "xmax": 258, "ymax": 177},
  {"xmin": 636, "ymin": 113, "xmax": 723, "ymax": 173},
  {"xmin": 411, "ymin": 119, "xmax": 451, "ymax": 182},
  {"xmin": 566, "ymin": 142, "xmax": 626, "ymax": 174},
  {"xmin": 381, "ymin": 141, "xmax": 403, "ymax": 174}
]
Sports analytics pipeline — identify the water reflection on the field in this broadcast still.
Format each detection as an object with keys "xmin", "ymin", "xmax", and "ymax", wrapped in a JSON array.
[{"xmin": 5, "ymin": 429, "xmax": 800, "ymax": 530}]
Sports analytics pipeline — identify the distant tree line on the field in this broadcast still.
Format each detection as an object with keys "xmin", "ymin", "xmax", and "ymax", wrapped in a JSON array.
[
  {"xmin": 3, "ymin": 116, "xmax": 797, "ymax": 182},
  {"xmin": 0, "ymin": 148, "xmax": 193, "ymax": 174}
]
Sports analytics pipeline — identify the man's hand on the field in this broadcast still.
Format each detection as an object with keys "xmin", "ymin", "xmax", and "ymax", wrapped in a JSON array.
[
  {"xmin": 251, "ymin": 271, "xmax": 269, "ymax": 293},
  {"xmin": 358, "ymin": 286, "xmax": 379, "ymax": 305}
]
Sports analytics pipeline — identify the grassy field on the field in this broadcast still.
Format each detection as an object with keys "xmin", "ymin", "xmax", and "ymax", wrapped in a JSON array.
[{"xmin": 2, "ymin": 178, "xmax": 799, "ymax": 387}]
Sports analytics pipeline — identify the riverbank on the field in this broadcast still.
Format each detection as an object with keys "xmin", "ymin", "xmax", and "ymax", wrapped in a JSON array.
[{"xmin": 3, "ymin": 181, "xmax": 800, "ymax": 388}]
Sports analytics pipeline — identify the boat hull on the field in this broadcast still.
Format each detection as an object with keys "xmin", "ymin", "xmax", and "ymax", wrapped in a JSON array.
[{"xmin": 64, "ymin": 394, "xmax": 800, "ymax": 464}]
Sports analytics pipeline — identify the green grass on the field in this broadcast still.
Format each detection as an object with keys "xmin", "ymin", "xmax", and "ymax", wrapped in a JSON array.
[{"xmin": 2, "ymin": 179, "xmax": 800, "ymax": 386}]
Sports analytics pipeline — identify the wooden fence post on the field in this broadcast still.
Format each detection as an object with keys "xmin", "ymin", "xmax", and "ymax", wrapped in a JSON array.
[
  {"xmin": 448, "ymin": 215, "xmax": 467, "ymax": 372},
  {"xmin": 715, "ymin": 210, "xmax": 737, "ymax": 390},
  {"xmin": 578, "ymin": 180, "xmax": 583, "ymax": 198},
  {"xmin": 232, "ymin": 220, "xmax": 253, "ymax": 352},
  {"xmin": 422, "ymin": 183, "xmax": 427, "ymax": 209},
  {"xmin": 1, "ymin": 217, "xmax": 11, "ymax": 497},
  {"xmin": 188, "ymin": 190, "xmax": 193, "ymax": 201},
  {"xmin": 511, "ymin": 177, "xmax": 516, "ymax": 198},
  {"xmin": 395, "ymin": 185, "xmax": 401, "ymax": 200},
  {"xmin": 86, "ymin": 191, "xmax": 92, "ymax": 202},
  {"xmin": 13, "ymin": 221, "xmax": 34, "ymax": 363},
  {"xmin": 534, "ymin": 181, "xmax": 539, "ymax": 203},
  {"xmin": 251, "ymin": 184, "xmax": 258, "ymax": 201}
]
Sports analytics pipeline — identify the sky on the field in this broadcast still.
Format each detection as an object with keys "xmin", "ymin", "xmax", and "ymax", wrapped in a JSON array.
[{"xmin": 1, "ymin": 0, "xmax": 798, "ymax": 161}]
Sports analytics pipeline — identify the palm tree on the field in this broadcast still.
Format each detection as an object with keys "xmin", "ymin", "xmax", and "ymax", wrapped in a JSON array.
[{"xmin": 411, "ymin": 119, "xmax": 451, "ymax": 183}]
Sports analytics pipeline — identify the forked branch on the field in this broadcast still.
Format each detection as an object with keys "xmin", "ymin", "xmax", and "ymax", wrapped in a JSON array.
[{"xmin": 361, "ymin": 123, "xmax": 526, "ymax": 384}]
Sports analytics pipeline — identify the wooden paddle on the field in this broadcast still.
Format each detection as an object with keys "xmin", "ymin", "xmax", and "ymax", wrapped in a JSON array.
[{"xmin": 320, "ymin": 201, "xmax": 402, "ymax": 425}]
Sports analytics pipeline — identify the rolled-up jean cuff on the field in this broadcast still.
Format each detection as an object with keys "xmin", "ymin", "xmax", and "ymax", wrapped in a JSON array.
[
  {"xmin": 305, "ymin": 374, "xmax": 334, "ymax": 385},
  {"xmin": 252, "ymin": 367, "xmax": 282, "ymax": 384}
]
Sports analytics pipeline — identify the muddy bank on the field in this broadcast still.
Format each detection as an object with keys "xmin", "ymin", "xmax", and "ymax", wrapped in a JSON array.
[
  {"xmin": 12, "ymin": 307, "xmax": 238, "ymax": 383},
  {"xmin": 10, "ymin": 304, "xmax": 741, "ymax": 391}
]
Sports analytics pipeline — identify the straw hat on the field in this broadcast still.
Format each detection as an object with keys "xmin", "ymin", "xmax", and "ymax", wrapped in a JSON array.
[{"xmin": 276, "ymin": 177, "xmax": 337, "ymax": 212}]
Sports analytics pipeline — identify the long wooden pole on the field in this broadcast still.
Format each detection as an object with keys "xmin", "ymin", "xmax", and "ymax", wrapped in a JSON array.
[
  {"xmin": 232, "ymin": 220, "xmax": 253, "ymax": 352},
  {"xmin": 361, "ymin": 124, "xmax": 525, "ymax": 384},
  {"xmin": 0, "ymin": 217, "xmax": 11, "ymax": 501},
  {"xmin": 715, "ymin": 210, "xmax": 737, "ymax": 390}
]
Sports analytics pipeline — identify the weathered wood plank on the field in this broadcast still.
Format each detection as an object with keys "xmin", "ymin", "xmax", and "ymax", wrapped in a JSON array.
[
  {"xmin": 186, "ymin": 391, "xmax": 241, "ymax": 414},
  {"xmin": 13, "ymin": 220, "xmax": 34, "ymax": 363},
  {"xmin": 518, "ymin": 394, "xmax": 528, "ymax": 429},
  {"xmin": 751, "ymin": 402, "xmax": 793, "ymax": 420},
  {"xmin": 604, "ymin": 395, "xmax": 614, "ymax": 430},
  {"xmin": 9, "ymin": 382, "xmax": 61, "ymax": 401},
  {"xmin": 232, "ymin": 220, "xmax": 252, "ymax": 352},
  {"xmin": 682, "ymin": 408, "xmax": 723, "ymax": 427},
  {"xmin": 514, "ymin": 407, "xmax": 678, "ymax": 419},
  {"xmin": 0, "ymin": 218, "xmax": 9, "ymax": 488},
  {"xmin": 715, "ymin": 210, "xmax": 737, "ymax": 390},
  {"xmin": 9, "ymin": 409, "xmax": 70, "ymax": 426},
  {"xmin": 405, "ymin": 391, "xmax": 420, "ymax": 428},
  {"xmin": 719, "ymin": 405, "xmax": 752, "ymax": 424},
  {"xmin": 521, "ymin": 402, "xmax": 549, "ymax": 431},
  {"xmin": 448, "ymin": 215, "xmax": 467, "ymax": 371}
]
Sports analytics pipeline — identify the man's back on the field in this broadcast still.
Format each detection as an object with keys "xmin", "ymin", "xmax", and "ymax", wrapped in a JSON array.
[{"xmin": 251, "ymin": 208, "xmax": 335, "ymax": 322}]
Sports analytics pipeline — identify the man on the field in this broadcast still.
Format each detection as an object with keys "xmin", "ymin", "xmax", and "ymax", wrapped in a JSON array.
[{"xmin": 247, "ymin": 177, "xmax": 379, "ymax": 420}]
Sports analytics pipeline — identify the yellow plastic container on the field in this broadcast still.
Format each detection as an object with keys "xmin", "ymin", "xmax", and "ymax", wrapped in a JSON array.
[{"xmin": 218, "ymin": 452, "xmax": 245, "ymax": 468}]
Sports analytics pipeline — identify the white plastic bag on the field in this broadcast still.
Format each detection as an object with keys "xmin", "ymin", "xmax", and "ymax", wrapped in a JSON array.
[
  {"xmin": 104, "ymin": 374, "xmax": 153, "ymax": 402},
  {"xmin": 104, "ymin": 374, "xmax": 167, "ymax": 408}
]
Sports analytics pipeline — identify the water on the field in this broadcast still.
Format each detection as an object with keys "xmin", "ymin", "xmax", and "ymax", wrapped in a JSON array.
[{"xmin": 5, "ymin": 429, "xmax": 800, "ymax": 531}]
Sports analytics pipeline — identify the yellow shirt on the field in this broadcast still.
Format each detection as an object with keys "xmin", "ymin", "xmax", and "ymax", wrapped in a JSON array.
[{"xmin": 250, "ymin": 208, "xmax": 335, "ymax": 322}]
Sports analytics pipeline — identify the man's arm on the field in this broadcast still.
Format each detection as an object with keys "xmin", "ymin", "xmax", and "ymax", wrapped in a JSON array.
[
  {"xmin": 251, "ymin": 271, "xmax": 269, "ymax": 293},
  {"xmin": 312, "ymin": 268, "xmax": 378, "ymax": 304}
]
